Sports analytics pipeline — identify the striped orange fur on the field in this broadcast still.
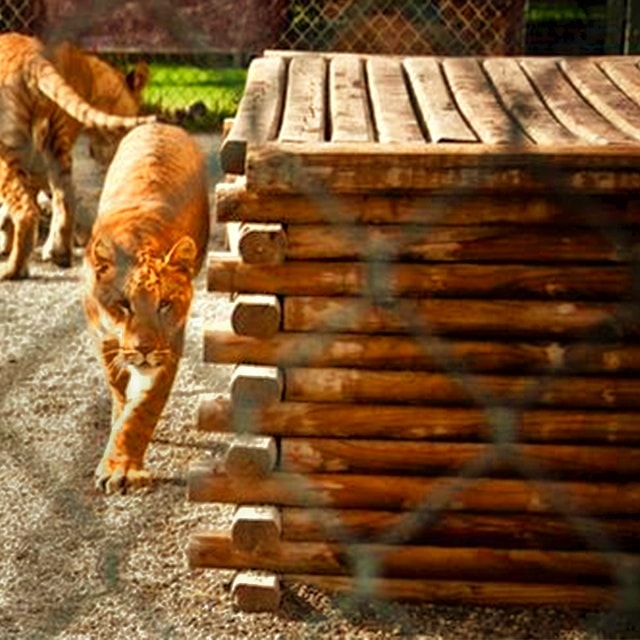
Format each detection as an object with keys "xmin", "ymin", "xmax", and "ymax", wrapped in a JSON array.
[
  {"xmin": 84, "ymin": 123, "xmax": 210, "ymax": 494},
  {"xmin": 0, "ymin": 33, "xmax": 154, "ymax": 280}
]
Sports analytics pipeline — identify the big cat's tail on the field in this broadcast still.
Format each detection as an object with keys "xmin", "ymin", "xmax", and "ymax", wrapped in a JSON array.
[{"xmin": 31, "ymin": 56, "xmax": 156, "ymax": 130}]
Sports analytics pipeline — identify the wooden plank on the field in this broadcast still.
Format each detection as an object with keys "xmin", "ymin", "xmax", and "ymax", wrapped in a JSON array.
[
  {"xmin": 365, "ymin": 57, "xmax": 424, "ymax": 143},
  {"xmin": 282, "ymin": 575, "xmax": 616, "ymax": 608},
  {"xmin": 560, "ymin": 58, "xmax": 640, "ymax": 141},
  {"xmin": 329, "ymin": 55, "xmax": 375, "ymax": 142},
  {"xmin": 279, "ymin": 438, "xmax": 640, "ymax": 479},
  {"xmin": 245, "ymin": 143, "xmax": 640, "ymax": 195},
  {"xmin": 282, "ymin": 297, "xmax": 628, "ymax": 339},
  {"xmin": 187, "ymin": 464, "xmax": 640, "ymax": 514},
  {"xmin": 483, "ymin": 58, "xmax": 580, "ymax": 145},
  {"xmin": 220, "ymin": 56, "xmax": 286, "ymax": 174},
  {"xmin": 598, "ymin": 57, "xmax": 640, "ymax": 104},
  {"xmin": 204, "ymin": 329, "xmax": 640, "ymax": 374},
  {"xmin": 442, "ymin": 58, "xmax": 525, "ymax": 144},
  {"xmin": 206, "ymin": 258, "xmax": 634, "ymax": 300},
  {"xmin": 283, "ymin": 224, "xmax": 633, "ymax": 263},
  {"xmin": 188, "ymin": 533, "xmax": 638, "ymax": 584},
  {"xmin": 520, "ymin": 58, "xmax": 631, "ymax": 145},
  {"xmin": 215, "ymin": 179, "xmax": 640, "ymax": 226},
  {"xmin": 284, "ymin": 367, "xmax": 640, "ymax": 409},
  {"xmin": 230, "ymin": 294, "xmax": 281, "ymax": 338},
  {"xmin": 197, "ymin": 396, "xmax": 640, "ymax": 444},
  {"xmin": 278, "ymin": 55, "xmax": 326, "ymax": 143},
  {"xmin": 402, "ymin": 57, "xmax": 477, "ymax": 143},
  {"xmin": 281, "ymin": 508, "xmax": 640, "ymax": 550}
]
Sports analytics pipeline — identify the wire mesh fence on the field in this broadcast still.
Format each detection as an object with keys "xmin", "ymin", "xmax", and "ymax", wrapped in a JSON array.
[
  {"xmin": 0, "ymin": 0, "xmax": 639, "ymax": 638},
  {"xmin": 279, "ymin": 0, "xmax": 526, "ymax": 55}
]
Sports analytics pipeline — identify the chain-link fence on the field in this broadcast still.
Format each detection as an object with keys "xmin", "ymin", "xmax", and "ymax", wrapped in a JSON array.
[{"xmin": 279, "ymin": 0, "xmax": 526, "ymax": 55}]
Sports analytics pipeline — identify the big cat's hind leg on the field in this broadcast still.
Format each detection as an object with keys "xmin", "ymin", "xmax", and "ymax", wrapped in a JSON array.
[{"xmin": 0, "ymin": 155, "xmax": 39, "ymax": 280}]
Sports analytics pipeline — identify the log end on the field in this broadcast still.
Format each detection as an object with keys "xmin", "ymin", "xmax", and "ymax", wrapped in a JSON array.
[{"xmin": 232, "ymin": 572, "xmax": 281, "ymax": 612}]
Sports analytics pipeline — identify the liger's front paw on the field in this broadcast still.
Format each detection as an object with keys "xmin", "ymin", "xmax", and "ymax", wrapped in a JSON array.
[
  {"xmin": 41, "ymin": 240, "xmax": 72, "ymax": 267},
  {"xmin": 95, "ymin": 458, "xmax": 151, "ymax": 494}
]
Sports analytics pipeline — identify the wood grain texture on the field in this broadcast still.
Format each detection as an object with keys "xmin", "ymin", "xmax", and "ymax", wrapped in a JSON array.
[
  {"xmin": 403, "ymin": 57, "xmax": 477, "ymax": 143},
  {"xmin": 246, "ymin": 143, "xmax": 640, "ymax": 195},
  {"xmin": 366, "ymin": 56, "xmax": 424, "ymax": 143},
  {"xmin": 283, "ymin": 367, "xmax": 640, "ymax": 409},
  {"xmin": 187, "ymin": 464, "xmax": 640, "ymax": 514},
  {"xmin": 197, "ymin": 396, "xmax": 640, "ymax": 444},
  {"xmin": 215, "ymin": 178, "xmax": 640, "ymax": 225},
  {"xmin": 282, "ymin": 575, "xmax": 616, "ymax": 608},
  {"xmin": 206, "ymin": 258, "xmax": 633, "ymax": 299},
  {"xmin": 279, "ymin": 438, "xmax": 640, "ymax": 479},
  {"xmin": 204, "ymin": 328, "xmax": 640, "ymax": 374},
  {"xmin": 278, "ymin": 55, "xmax": 326, "ymax": 143},
  {"xmin": 188, "ymin": 532, "xmax": 638, "ymax": 583},
  {"xmin": 282, "ymin": 296, "xmax": 630, "ymax": 339},
  {"xmin": 280, "ymin": 508, "xmax": 640, "ymax": 550},
  {"xmin": 520, "ymin": 58, "xmax": 631, "ymax": 144},
  {"xmin": 220, "ymin": 56, "xmax": 286, "ymax": 174}
]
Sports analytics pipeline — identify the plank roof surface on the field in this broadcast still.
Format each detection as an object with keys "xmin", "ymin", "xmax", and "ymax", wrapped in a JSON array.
[{"xmin": 220, "ymin": 52, "xmax": 640, "ymax": 193}]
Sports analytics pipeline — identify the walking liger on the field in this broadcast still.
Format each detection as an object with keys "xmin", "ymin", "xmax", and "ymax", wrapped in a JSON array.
[
  {"xmin": 0, "ymin": 33, "xmax": 154, "ymax": 279},
  {"xmin": 83, "ymin": 123, "xmax": 210, "ymax": 493}
]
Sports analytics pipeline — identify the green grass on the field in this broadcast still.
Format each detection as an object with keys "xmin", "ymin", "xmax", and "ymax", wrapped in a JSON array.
[{"xmin": 143, "ymin": 64, "xmax": 247, "ymax": 131}]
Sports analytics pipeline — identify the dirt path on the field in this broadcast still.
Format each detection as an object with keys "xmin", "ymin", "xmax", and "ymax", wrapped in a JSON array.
[{"xmin": 0, "ymin": 134, "xmax": 635, "ymax": 639}]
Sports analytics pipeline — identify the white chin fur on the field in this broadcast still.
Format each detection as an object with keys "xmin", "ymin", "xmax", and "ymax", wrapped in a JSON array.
[{"xmin": 126, "ymin": 365, "xmax": 157, "ymax": 399}]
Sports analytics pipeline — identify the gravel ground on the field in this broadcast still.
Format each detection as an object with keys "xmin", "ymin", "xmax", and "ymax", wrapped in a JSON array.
[{"xmin": 0, "ymin": 133, "xmax": 638, "ymax": 639}]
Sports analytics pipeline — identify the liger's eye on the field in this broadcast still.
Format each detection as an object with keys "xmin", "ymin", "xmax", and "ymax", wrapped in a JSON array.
[
  {"xmin": 158, "ymin": 300, "xmax": 172, "ymax": 313},
  {"xmin": 118, "ymin": 298, "xmax": 132, "ymax": 313}
]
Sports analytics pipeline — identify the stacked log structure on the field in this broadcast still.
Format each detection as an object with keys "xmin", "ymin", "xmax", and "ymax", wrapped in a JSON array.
[{"xmin": 188, "ymin": 52, "xmax": 640, "ymax": 612}]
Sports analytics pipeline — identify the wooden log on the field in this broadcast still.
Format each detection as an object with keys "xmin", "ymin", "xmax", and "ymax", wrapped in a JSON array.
[
  {"xmin": 203, "ymin": 329, "xmax": 640, "ymax": 374},
  {"xmin": 280, "ymin": 508, "xmax": 640, "ymax": 551},
  {"xmin": 284, "ymin": 367, "xmax": 640, "ymax": 409},
  {"xmin": 187, "ymin": 464, "xmax": 640, "ymax": 515},
  {"xmin": 231, "ymin": 572, "xmax": 281, "ymax": 612},
  {"xmin": 282, "ymin": 296, "xmax": 631, "ymax": 339},
  {"xmin": 207, "ymin": 258, "xmax": 635, "ymax": 300},
  {"xmin": 279, "ymin": 438, "xmax": 640, "ymax": 480},
  {"xmin": 197, "ymin": 396, "xmax": 640, "ymax": 445},
  {"xmin": 224, "ymin": 435, "xmax": 278, "ymax": 478},
  {"xmin": 230, "ymin": 365, "xmax": 283, "ymax": 407},
  {"xmin": 230, "ymin": 294, "xmax": 281, "ymax": 338},
  {"xmin": 214, "ymin": 179, "xmax": 640, "ymax": 225},
  {"xmin": 283, "ymin": 224, "xmax": 633, "ymax": 263},
  {"xmin": 237, "ymin": 223, "xmax": 286, "ymax": 264},
  {"xmin": 281, "ymin": 575, "xmax": 616, "ymax": 609},
  {"xmin": 232, "ymin": 506, "xmax": 282, "ymax": 551},
  {"xmin": 220, "ymin": 56, "xmax": 286, "ymax": 174},
  {"xmin": 245, "ymin": 142, "xmax": 640, "ymax": 195},
  {"xmin": 188, "ymin": 532, "xmax": 638, "ymax": 584}
]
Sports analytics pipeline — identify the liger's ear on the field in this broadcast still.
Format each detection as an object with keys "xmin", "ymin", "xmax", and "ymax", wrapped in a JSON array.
[
  {"xmin": 165, "ymin": 237, "xmax": 197, "ymax": 275},
  {"xmin": 126, "ymin": 61, "xmax": 150, "ymax": 96},
  {"xmin": 90, "ymin": 237, "xmax": 114, "ymax": 276}
]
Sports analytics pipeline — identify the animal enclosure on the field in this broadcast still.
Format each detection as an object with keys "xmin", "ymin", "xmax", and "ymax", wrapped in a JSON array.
[{"xmin": 188, "ymin": 50, "xmax": 640, "ymax": 611}]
